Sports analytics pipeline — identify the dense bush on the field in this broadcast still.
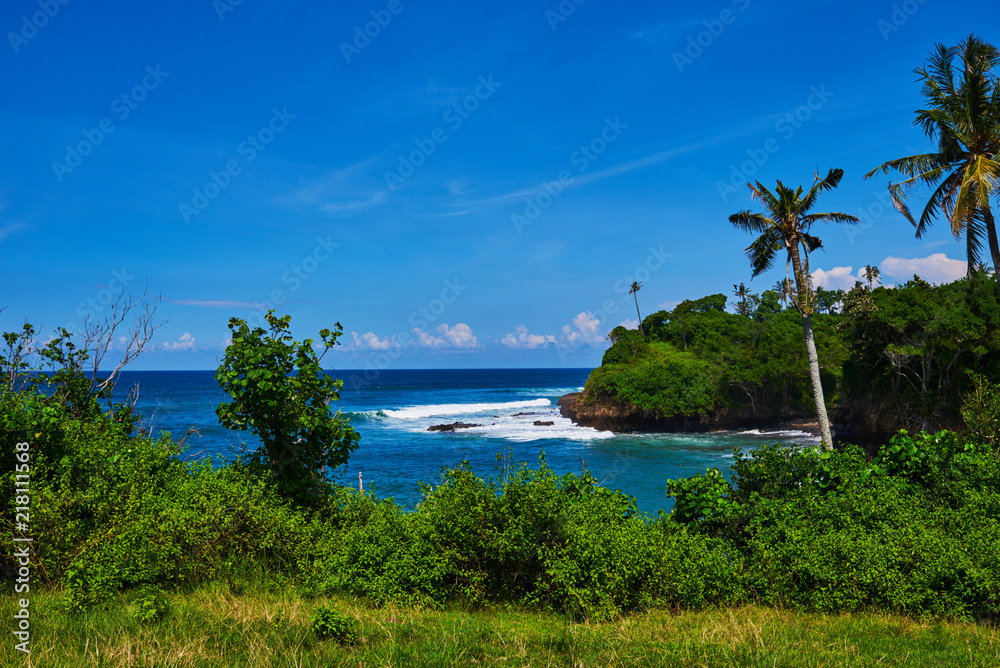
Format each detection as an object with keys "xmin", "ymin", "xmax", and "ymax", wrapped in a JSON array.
[{"xmin": 667, "ymin": 432, "xmax": 1000, "ymax": 620}]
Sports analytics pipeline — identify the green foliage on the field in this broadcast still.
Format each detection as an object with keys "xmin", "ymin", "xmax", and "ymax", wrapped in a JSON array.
[
  {"xmin": 215, "ymin": 311, "xmax": 360, "ymax": 503},
  {"xmin": 7, "ymin": 318, "xmax": 1000, "ymax": 625},
  {"xmin": 134, "ymin": 585, "xmax": 171, "ymax": 624},
  {"xmin": 587, "ymin": 343, "xmax": 721, "ymax": 418},
  {"xmin": 311, "ymin": 606, "xmax": 359, "ymax": 644},
  {"xmin": 602, "ymin": 327, "xmax": 649, "ymax": 364},
  {"xmin": 963, "ymin": 375, "xmax": 1000, "ymax": 449},
  {"xmin": 839, "ymin": 273, "xmax": 1000, "ymax": 431},
  {"xmin": 589, "ymin": 297, "xmax": 846, "ymax": 422},
  {"xmin": 666, "ymin": 467, "xmax": 735, "ymax": 524}
]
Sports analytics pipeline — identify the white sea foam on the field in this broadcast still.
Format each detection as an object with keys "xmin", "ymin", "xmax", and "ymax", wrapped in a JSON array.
[
  {"xmin": 738, "ymin": 429, "xmax": 820, "ymax": 441},
  {"xmin": 383, "ymin": 398, "xmax": 552, "ymax": 420},
  {"xmin": 471, "ymin": 415, "xmax": 615, "ymax": 442}
]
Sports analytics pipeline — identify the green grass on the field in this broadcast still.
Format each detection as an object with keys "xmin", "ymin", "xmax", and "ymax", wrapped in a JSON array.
[{"xmin": 3, "ymin": 586, "xmax": 998, "ymax": 667}]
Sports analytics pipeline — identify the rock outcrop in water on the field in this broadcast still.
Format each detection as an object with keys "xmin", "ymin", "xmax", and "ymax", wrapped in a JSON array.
[{"xmin": 428, "ymin": 422, "xmax": 482, "ymax": 432}]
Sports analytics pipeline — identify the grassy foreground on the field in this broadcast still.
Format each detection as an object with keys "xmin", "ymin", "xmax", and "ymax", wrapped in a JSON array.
[{"xmin": 3, "ymin": 587, "xmax": 998, "ymax": 667}]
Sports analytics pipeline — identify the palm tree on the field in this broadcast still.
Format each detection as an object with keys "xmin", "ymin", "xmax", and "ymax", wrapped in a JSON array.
[
  {"xmin": 774, "ymin": 278, "xmax": 794, "ymax": 306},
  {"xmin": 729, "ymin": 168, "xmax": 860, "ymax": 450},
  {"xmin": 629, "ymin": 281, "xmax": 644, "ymax": 338},
  {"xmin": 733, "ymin": 282, "xmax": 751, "ymax": 316},
  {"xmin": 861, "ymin": 264, "xmax": 881, "ymax": 289},
  {"xmin": 865, "ymin": 34, "xmax": 1000, "ymax": 293}
]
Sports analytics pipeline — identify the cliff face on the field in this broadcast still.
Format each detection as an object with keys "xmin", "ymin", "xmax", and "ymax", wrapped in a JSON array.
[{"xmin": 558, "ymin": 392, "xmax": 819, "ymax": 435}]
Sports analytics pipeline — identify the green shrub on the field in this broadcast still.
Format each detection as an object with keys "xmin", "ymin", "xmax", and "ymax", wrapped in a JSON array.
[
  {"xmin": 666, "ymin": 467, "xmax": 735, "ymax": 524},
  {"xmin": 311, "ymin": 606, "xmax": 359, "ymax": 644}
]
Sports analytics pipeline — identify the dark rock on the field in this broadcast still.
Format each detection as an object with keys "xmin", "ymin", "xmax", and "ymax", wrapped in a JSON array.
[
  {"xmin": 559, "ymin": 391, "xmax": 823, "ymax": 436},
  {"xmin": 512, "ymin": 412, "xmax": 539, "ymax": 417},
  {"xmin": 428, "ymin": 422, "xmax": 482, "ymax": 432},
  {"xmin": 533, "ymin": 420, "xmax": 555, "ymax": 426}
]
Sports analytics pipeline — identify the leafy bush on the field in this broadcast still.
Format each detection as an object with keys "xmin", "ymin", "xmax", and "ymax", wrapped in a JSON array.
[
  {"xmin": 216, "ymin": 311, "xmax": 360, "ymax": 504},
  {"xmin": 311, "ymin": 606, "xmax": 359, "ymax": 644},
  {"xmin": 666, "ymin": 467, "xmax": 735, "ymax": 524}
]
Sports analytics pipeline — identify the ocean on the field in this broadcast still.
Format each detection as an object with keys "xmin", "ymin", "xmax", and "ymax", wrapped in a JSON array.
[{"xmin": 113, "ymin": 368, "xmax": 819, "ymax": 515}]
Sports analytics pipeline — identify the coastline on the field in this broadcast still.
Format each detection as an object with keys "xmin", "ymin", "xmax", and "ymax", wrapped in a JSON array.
[{"xmin": 558, "ymin": 391, "xmax": 822, "ymax": 438}]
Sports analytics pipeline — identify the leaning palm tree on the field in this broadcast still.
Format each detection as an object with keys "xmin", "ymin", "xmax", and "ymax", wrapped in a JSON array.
[
  {"xmin": 629, "ymin": 281, "xmax": 644, "ymax": 338},
  {"xmin": 865, "ymin": 34, "xmax": 1000, "ymax": 293},
  {"xmin": 729, "ymin": 168, "xmax": 860, "ymax": 450}
]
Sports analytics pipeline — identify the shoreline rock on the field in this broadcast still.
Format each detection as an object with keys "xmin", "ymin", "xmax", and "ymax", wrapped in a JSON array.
[
  {"xmin": 428, "ymin": 422, "xmax": 482, "ymax": 432},
  {"xmin": 558, "ymin": 392, "xmax": 823, "ymax": 437}
]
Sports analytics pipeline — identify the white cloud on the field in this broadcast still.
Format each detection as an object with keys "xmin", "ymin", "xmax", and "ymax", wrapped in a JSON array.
[
  {"xmin": 412, "ymin": 323, "xmax": 479, "ymax": 350},
  {"xmin": 162, "ymin": 332, "xmax": 195, "ymax": 352},
  {"xmin": 812, "ymin": 265, "xmax": 864, "ymax": 291},
  {"xmin": 500, "ymin": 325, "xmax": 557, "ymax": 350},
  {"xmin": 169, "ymin": 299, "xmax": 259, "ymax": 309},
  {"xmin": 351, "ymin": 331, "xmax": 398, "ymax": 351},
  {"xmin": 658, "ymin": 300, "xmax": 682, "ymax": 310},
  {"xmin": 618, "ymin": 318, "xmax": 639, "ymax": 330},
  {"xmin": 881, "ymin": 253, "xmax": 967, "ymax": 284},
  {"xmin": 561, "ymin": 312, "xmax": 604, "ymax": 347}
]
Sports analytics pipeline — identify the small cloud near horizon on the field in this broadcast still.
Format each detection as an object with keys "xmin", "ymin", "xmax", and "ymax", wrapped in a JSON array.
[
  {"xmin": 500, "ymin": 325, "xmax": 557, "ymax": 350},
  {"xmin": 162, "ymin": 332, "xmax": 196, "ymax": 352}
]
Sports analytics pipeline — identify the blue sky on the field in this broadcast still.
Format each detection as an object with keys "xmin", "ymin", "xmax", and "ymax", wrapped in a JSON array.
[{"xmin": 0, "ymin": 0, "xmax": 994, "ymax": 370}]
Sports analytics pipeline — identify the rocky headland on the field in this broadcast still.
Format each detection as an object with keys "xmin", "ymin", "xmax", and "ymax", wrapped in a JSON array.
[{"xmin": 557, "ymin": 392, "xmax": 822, "ymax": 437}]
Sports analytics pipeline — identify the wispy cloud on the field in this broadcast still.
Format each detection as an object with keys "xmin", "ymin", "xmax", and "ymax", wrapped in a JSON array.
[
  {"xmin": 356, "ymin": 79, "xmax": 466, "ymax": 120},
  {"xmin": 283, "ymin": 153, "xmax": 389, "ymax": 215},
  {"xmin": 451, "ymin": 124, "xmax": 761, "ymax": 212},
  {"xmin": 169, "ymin": 299, "xmax": 258, "ymax": 309}
]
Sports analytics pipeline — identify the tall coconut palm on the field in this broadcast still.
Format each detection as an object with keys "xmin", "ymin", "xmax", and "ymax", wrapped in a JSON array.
[
  {"xmin": 629, "ymin": 281, "xmax": 644, "ymax": 338},
  {"xmin": 729, "ymin": 168, "xmax": 860, "ymax": 450},
  {"xmin": 865, "ymin": 34, "xmax": 1000, "ymax": 293},
  {"xmin": 733, "ymin": 282, "xmax": 752, "ymax": 316},
  {"xmin": 861, "ymin": 264, "xmax": 881, "ymax": 289}
]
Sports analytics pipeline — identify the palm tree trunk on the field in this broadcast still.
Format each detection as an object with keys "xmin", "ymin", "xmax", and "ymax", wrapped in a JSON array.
[
  {"xmin": 985, "ymin": 207, "xmax": 1000, "ymax": 297},
  {"xmin": 633, "ymin": 294, "xmax": 644, "ymax": 338},
  {"xmin": 789, "ymin": 242, "xmax": 834, "ymax": 450}
]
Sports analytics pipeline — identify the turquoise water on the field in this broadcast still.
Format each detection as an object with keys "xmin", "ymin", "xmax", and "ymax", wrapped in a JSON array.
[{"xmin": 114, "ymin": 369, "xmax": 819, "ymax": 515}]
